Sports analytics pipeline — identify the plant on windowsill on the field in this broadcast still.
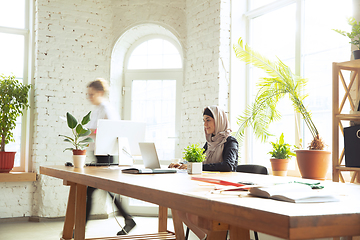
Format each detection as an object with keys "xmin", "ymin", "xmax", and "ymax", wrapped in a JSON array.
[
  {"xmin": 0, "ymin": 74, "xmax": 31, "ymax": 173},
  {"xmin": 268, "ymin": 133, "xmax": 296, "ymax": 176},
  {"xmin": 183, "ymin": 143, "xmax": 206, "ymax": 174},
  {"xmin": 233, "ymin": 37, "xmax": 330, "ymax": 180},
  {"xmin": 333, "ymin": 17, "xmax": 360, "ymax": 59},
  {"xmin": 59, "ymin": 112, "xmax": 94, "ymax": 168}
]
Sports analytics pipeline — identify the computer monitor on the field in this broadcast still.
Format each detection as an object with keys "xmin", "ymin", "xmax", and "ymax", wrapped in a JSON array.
[{"xmin": 95, "ymin": 120, "xmax": 146, "ymax": 157}]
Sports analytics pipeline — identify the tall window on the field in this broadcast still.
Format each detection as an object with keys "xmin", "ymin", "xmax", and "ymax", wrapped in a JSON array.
[
  {"xmin": 123, "ymin": 37, "xmax": 182, "ymax": 215},
  {"xmin": 242, "ymin": 0, "xmax": 352, "ymax": 170},
  {"xmin": 124, "ymin": 38, "xmax": 182, "ymax": 161},
  {"xmin": 0, "ymin": 0, "xmax": 31, "ymax": 171}
]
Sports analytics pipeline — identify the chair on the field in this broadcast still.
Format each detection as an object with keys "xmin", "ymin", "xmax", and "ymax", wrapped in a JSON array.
[
  {"xmin": 237, "ymin": 164, "xmax": 268, "ymax": 240},
  {"xmin": 184, "ymin": 164, "xmax": 268, "ymax": 240},
  {"xmin": 236, "ymin": 164, "xmax": 268, "ymax": 175}
]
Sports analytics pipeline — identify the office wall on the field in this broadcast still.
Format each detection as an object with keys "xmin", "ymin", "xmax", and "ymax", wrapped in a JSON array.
[
  {"xmin": 0, "ymin": 0, "xmax": 229, "ymax": 219},
  {"xmin": 180, "ymin": 0, "xmax": 230, "ymax": 150},
  {"xmin": 1, "ymin": 0, "xmax": 194, "ymax": 219}
]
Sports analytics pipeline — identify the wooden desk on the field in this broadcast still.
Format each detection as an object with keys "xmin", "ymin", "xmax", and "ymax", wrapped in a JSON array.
[{"xmin": 40, "ymin": 165, "xmax": 360, "ymax": 240}]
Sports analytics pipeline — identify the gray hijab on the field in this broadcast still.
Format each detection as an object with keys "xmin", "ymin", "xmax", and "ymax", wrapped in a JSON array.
[{"xmin": 203, "ymin": 106, "xmax": 231, "ymax": 164}]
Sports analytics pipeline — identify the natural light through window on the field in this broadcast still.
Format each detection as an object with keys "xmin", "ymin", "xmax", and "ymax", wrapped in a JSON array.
[
  {"xmin": 131, "ymin": 80, "xmax": 176, "ymax": 160},
  {"xmin": 243, "ymin": 0, "xmax": 352, "ymax": 172},
  {"xmin": 0, "ymin": 0, "xmax": 29, "ymax": 169},
  {"xmin": 128, "ymin": 39, "xmax": 182, "ymax": 69}
]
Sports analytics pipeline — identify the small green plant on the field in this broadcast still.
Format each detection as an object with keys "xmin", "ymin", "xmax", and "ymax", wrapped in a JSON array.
[
  {"xmin": 268, "ymin": 133, "xmax": 296, "ymax": 159},
  {"xmin": 59, "ymin": 112, "xmax": 94, "ymax": 151},
  {"xmin": 183, "ymin": 143, "xmax": 206, "ymax": 162},
  {"xmin": 333, "ymin": 17, "xmax": 360, "ymax": 50},
  {"xmin": 0, "ymin": 74, "xmax": 31, "ymax": 152}
]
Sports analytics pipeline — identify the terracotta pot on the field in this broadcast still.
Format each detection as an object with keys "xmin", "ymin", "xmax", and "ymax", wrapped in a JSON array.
[
  {"xmin": 0, "ymin": 152, "xmax": 16, "ymax": 173},
  {"xmin": 72, "ymin": 149, "xmax": 86, "ymax": 168},
  {"xmin": 295, "ymin": 150, "xmax": 331, "ymax": 180},
  {"xmin": 270, "ymin": 158, "xmax": 289, "ymax": 176},
  {"xmin": 73, "ymin": 149, "xmax": 86, "ymax": 155}
]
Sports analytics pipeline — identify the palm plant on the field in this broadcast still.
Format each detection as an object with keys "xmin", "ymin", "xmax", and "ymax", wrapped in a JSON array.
[{"xmin": 233, "ymin": 37, "xmax": 325, "ymax": 150}]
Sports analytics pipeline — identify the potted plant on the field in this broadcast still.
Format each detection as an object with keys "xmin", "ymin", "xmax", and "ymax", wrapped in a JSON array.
[
  {"xmin": 233, "ymin": 37, "xmax": 330, "ymax": 180},
  {"xmin": 333, "ymin": 17, "xmax": 360, "ymax": 59},
  {"xmin": 0, "ymin": 74, "xmax": 31, "ymax": 173},
  {"xmin": 268, "ymin": 133, "xmax": 296, "ymax": 176},
  {"xmin": 59, "ymin": 112, "xmax": 94, "ymax": 168},
  {"xmin": 183, "ymin": 143, "xmax": 206, "ymax": 174}
]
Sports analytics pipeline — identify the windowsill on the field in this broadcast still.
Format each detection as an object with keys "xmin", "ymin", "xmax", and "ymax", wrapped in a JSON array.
[{"xmin": 0, "ymin": 172, "xmax": 36, "ymax": 182}]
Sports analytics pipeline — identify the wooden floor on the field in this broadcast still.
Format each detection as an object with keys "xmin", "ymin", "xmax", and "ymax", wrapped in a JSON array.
[
  {"xmin": 0, "ymin": 216, "xmax": 178, "ymax": 240},
  {"xmin": 84, "ymin": 232, "xmax": 176, "ymax": 240},
  {"xmin": 0, "ymin": 215, "xmax": 336, "ymax": 240}
]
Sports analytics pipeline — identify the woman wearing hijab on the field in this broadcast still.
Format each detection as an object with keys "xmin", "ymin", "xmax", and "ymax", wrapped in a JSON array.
[
  {"xmin": 202, "ymin": 105, "xmax": 238, "ymax": 171},
  {"xmin": 170, "ymin": 106, "xmax": 238, "ymax": 239},
  {"xmin": 170, "ymin": 105, "xmax": 238, "ymax": 172}
]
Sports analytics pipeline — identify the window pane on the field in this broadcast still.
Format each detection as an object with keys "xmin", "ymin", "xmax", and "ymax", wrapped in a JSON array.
[
  {"xmin": 0, "ymin": 0, "xmax": 25, "ymax": 29},
  {"xmin": 131, "ymin": 80, "xmax": 176, "ymax": 160},
  {"xmin": 0, "ymin": 33, "xmax": 24, "ymax": 77},
  {"xmin": 251, "ymin": 3, "xmax": 296, "ymax": 61},
  {"xmin": 250, "ymin": 0, "xmax": 277, "ymax": 10},
  {"xmin": 128, "ymin": 39, "xmax": 182, "ymax": 69},
  {"xmin": 248, "ymin": 4, "xmax": 296, "ymax": 167},
  {"xmin": 302, "ymin": 0, "xmax": 352, "ymax": 148},
  {"xmin": 244, "ymin": 0, "xmax": 352, "ymax": 169}
]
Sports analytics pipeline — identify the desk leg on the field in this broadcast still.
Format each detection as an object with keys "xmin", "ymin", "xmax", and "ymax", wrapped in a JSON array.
[
  {"xmin": 74, "ymin": 184, "xmax": 87, "ymax": 240},
  {"xmin": 206, "ymin": 230, "xmax": 228, "ymax": 240},
  {"xmin": 62, "ymin": 182, "xmax": 76, "ymax": 240},
  {"xmin": 158, "ymin": 206, "xmax": 168, "ymax": 232},
  {"xmin": 229, "ymin": 225, "xmax": 250, "ymax": 240},
  {"xmin": 171, "ymin": 209, "xmax": 185, "ymax": 240}
]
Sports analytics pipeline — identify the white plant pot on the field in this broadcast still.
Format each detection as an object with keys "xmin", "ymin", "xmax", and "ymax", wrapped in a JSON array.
[
  {"xmin": 73, "ymin": 155, "xmax": 86, "ymax": 168},
  {"xmin": 187, "ymin": 162, "xmax": 202, "ymax": 174}
]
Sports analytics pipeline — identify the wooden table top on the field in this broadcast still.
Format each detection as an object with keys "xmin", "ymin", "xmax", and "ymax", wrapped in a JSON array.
[{"xmin": 40, "ymin": 165, "xmax": 360, "ymax": 239}]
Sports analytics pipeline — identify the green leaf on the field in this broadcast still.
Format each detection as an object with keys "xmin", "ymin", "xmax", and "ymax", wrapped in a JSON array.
[
  {"xmin": 0, "ymin": 74, "xmax": 31, "ymax": 151},
  {"xmin": 268, "ymin": 133, "xmax": 295, "ymax": 159},
  {"xmin": 75, "ymin": 124, "xmax": 88, "ymax": 135},
  {"xmin": 233, "ymin": 38, "xmax": 318, "ymax": 153},
  {"xmin": 81, "ymin": 111, "xmax": 91, "ymax": 125},
  {"xmin": 79, "ymin": 137, "xmax": 94, "ymax": 143},
  {"xmin": 66, "ymin": 112, "xmax": 77, "ymax": 129},
  {"xmin": 79, "ymin": 129, "xmax": 91, "ymax": 137},
  {"xmin": 63, "ymin": 147, "xmax": 74, "ymax": 152},
  {"xmin": 183, "ymin": 143, "xmax": 206, "ymax": 162}
]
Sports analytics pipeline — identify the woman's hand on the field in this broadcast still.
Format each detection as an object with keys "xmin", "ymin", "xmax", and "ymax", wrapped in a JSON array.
[
  {"xmin": 168, "ymin": 163, "xmax": 187, "ymax": 169},
  {"xmin": 168, "ymin": 163, "xmax": 181, "ymax": 168}
]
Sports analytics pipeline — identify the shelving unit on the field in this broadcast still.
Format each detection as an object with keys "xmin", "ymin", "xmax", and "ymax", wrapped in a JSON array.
[{"xmin": 332, "ymin": 59, "xmax": 360, "ymax": 183}]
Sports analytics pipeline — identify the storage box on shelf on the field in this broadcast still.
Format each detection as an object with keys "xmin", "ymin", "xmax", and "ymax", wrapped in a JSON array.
[{"xmin": 332, "ymin": 59, "xmax": 360, "ymax": 183}]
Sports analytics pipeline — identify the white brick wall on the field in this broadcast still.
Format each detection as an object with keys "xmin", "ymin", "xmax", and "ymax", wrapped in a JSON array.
[
  {"xmin": 0, "ymin": 0, "xmax": 231, "ymax": 219},
  {"xmin": 180, "ymin": 0, "xmax": 231, "ymax": 150},
  {"xmin": 30, "ymin": 0, "xmax": 113, "ymax": 218}
]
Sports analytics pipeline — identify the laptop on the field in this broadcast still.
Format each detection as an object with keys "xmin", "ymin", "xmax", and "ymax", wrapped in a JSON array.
[{"xmin": 121, "ymin": 142, "xmax": 176, "ymax": 174}]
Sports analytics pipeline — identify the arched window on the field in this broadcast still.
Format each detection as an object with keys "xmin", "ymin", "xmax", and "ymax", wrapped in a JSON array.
[
  {"xmin": 123, "ymin": 37, "xmax": 183, "ymax": 161},
  {"xmin": 127, "ymin": 38, "xmax": 182, "ymax": 69}
]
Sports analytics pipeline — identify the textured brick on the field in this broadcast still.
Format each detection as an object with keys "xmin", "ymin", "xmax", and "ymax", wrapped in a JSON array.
[{"xmin": 0, "ymin": 0, "xmax": 231, "ymax": 219}]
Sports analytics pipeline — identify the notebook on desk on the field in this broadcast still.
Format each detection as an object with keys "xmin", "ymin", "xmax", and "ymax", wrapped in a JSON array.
[{"xmin": 121, "ymin": 142, "xmax": 177, "ymax": 174}]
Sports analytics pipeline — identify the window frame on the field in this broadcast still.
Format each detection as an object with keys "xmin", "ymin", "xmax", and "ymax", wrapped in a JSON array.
[
  {"xmin": 122, "ymin": 35, "xmax": 183, "ymax": 215},
  {"xmin": 123, "ymin": 35, "xmax": 183, "ymax": 159},
  {"xmin": 237, "ymin": 0, "xmax": 352, "ymax": 178},
  {"xmin": 0, "ymin": 0, "xmax": 33, "ymax": 172}
]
